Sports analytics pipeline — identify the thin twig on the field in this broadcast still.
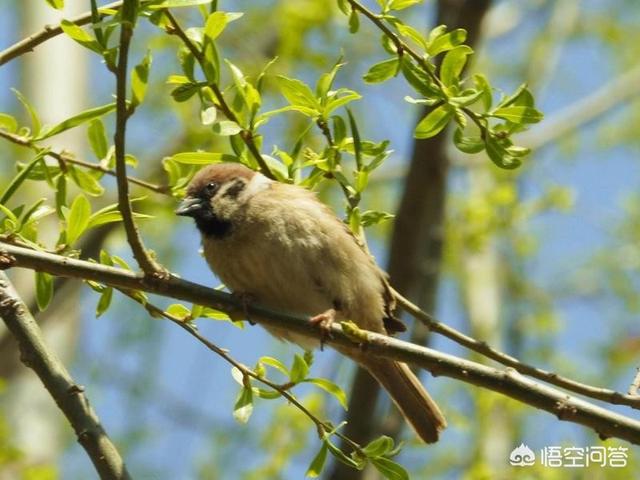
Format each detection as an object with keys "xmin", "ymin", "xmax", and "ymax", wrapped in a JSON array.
[
  {"xmin": 2, "ymin": 242, "xmax": 640, "ymax": 444},
  {"xmin": 0, "ymin": 129, "xmax": 169, "ymax": 195},
  {"xmin": 163, "ymin": 11, "xmax": 275, "ymax": 180},
  {"xmin": 113, "ymin": 6, "xmax": 164, "ymax": 275},
  {"xmin": 119, "ymin": 289, "xmax": 363, "ymax": 452},
  {"xmin": 392, "ymin": 289, "xmax": 640, "ymax": 409},
  {"xmin": 0, "ymin": 272, "xmax": 131, "ymax": 480}
]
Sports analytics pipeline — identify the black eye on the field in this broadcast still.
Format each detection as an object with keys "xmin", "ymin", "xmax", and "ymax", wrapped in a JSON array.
[{"xmin": 205, "ymin": 182, "xmax": 218, "ymax": 194}]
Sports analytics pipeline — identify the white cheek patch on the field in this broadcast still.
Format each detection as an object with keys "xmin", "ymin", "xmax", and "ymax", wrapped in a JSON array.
[{"xmin": 243, "ymin": 173, "xmax": 272, "ymax": 198}]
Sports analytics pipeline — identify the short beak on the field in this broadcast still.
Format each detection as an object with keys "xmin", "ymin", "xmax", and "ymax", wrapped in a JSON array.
[{"xmin": 175, "ymin": 196, "xmax": 204, "ymax": 217}]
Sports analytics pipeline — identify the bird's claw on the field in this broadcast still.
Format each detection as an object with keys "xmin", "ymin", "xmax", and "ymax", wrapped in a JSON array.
[{"xmin": 310, "ymin": 308, "xmax": 336, "ymax": 350}]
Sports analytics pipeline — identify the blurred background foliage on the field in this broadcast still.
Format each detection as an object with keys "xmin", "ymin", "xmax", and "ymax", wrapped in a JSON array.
[{"xmin": 0, "ymin": 0, "xmax": 639, "ymax": 478}]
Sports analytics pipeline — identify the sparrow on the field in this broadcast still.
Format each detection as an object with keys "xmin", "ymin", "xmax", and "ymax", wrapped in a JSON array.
[{"xmin": 176, "ymin": 162, "xmax": 446, "ymax": 443}]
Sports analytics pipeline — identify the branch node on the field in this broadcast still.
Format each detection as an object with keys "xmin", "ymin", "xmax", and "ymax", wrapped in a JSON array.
[
  {"xmin": 0, "ymin": 252, "xmax": 17, "ymax": 270},
  {"xmin": 68, "ymin": 384, "xmax": 86, "ymax": 395}
]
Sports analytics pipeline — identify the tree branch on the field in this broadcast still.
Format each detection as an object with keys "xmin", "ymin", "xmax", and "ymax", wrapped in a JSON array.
[
  {"xmin": 393, "ymin": 290, "xmax": 640, "ymax": 409},
  {"xmin": 0, "ymin": 272, "xmax": 131, "ymax": 480},
  {"xmin": 0, "ymin": 1, "xmax": 125, "ymax": 66},
  {"xmin": 113, "ymin": 4, "xmax": 164, "ymax": 275},
  {"xmin": 0, "ymin": 129, "xmax": 169, "ymax": 195},
  {"xmin": 2, "ymin": 242, "xmax": 640, "ymax": 444}
]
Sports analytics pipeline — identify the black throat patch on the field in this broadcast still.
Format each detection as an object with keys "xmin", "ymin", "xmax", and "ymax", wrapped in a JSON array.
[{"xmin": 192, "ymin": 202, "xmax": 232, "ymax": 238}]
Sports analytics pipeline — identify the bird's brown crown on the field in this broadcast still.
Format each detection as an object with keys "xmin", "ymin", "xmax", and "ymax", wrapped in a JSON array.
[{"xmin": 187, "ymin": 162, "xmax": 255, "ymax": 196}]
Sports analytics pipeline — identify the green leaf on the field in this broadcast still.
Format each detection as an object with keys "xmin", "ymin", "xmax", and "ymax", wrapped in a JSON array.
[
  {"xmin": 35, "ymin": 103, "xmax": 116, "ymax": 141},
  {"xmin": 453, "ymin": 128, "xmax": 484, "ymax": 154},
  {"xmin": 348, "ymin": 9, "xmax": 359, "ymax": 33},
  {"xmin": 332, "ymin": 116, "xmax": 347, "ymax": 144},
  {"xmin": 55, "ymin": 174, "xmax": 67, "ymax": 219},
  {"xmin": 96, "ymin": 287, "xmax": 113, "ymax": 317},
  {"xmin": 337, "ymin": 0, "xmax": 351, "ymax": 15},
  {"xmin": 171, "ymin": 81, "xmax": 203, "ymax": 102},
  {"xmin": 0, "ymin": 204, "xmax": 18, "ymax": 231},
  {"xmin": 254, "ymin": 388, "xmax": 281, "ymax": 399},
  {"xmin": 396, "ymin": 24, "xmax": 428, "ymax": 50},
  {"xmin": 427, "ymin": 28, "xmax": 467, "ymax": 56},
  {"xmin": 304, "ymin": 378, "xmax": 348, "ymax": 410},
  {"xmin": 0, "ymin": 152, "xmax": 47, "ymax": 205},
  {"xmin": 12, "ymin": 89, "xmax": 41, "ymax": 136},
  {"xmin": 35, "ymin": 272, "xmax": 54, "ymax": 311},
  {"xmin": 360, "ymin": 210, "xmax": 394, "ymax": 227},
  {"xmin": 498, "ymin": 83, "xmax": 532, "ymax": 108},
  {"xmin": 202, "ymin": 21, "xmax": 221, "ymax": 83},
  {"xmin": 275, "ymin": 76, "xmax": 321, "ymax": 112},
  {"xmin": 316, "ymin": 59, "xmax": 344, "ymax": 99},
  {"xmin": 233, "ymin": 385, "xmax": 253, "ymax": 423},
  {"xmin": 324, "ymin": 90, "xmax": 361, "ymax": 116},
  {"xmin": 212, "ymin": 121, "xmax": 242, "ymax": 136},
  {"xmin": 147, "ymin": 0, "xmax": 213, "ymax": 9},
  {"xmin": 0, "ymin": 113, "xmax": 18, "ymax": 133},
  {"xmin": 325, "ymin": 440, "xmax": 360, "ymax": 469},
  {"xmin": 473, "ymin": 74, "xmax": 493, "ymax": 110},
  {"xmin": 259, "ymin": 356, "xmax": 289, "ymax": 376},
  {"xmin": 371, "ymin": 457, "xmax": 409, "ymax": 480},
  {"xmin": 60, "ymin": 20, "xmax": 102, "ymax": 54},
  {"xmin": 389, "ymin": 0, "xmax": 421, "ymax": 10},
  {"xmin": 400, "ymin": 59, "xmax": 436, "ymax": 97},
  {"xmin": 204, "ymin": 11, "xmax": 229, "ymax": 41},
  {"xmin": 169, "ymin": 152, "xmax": 237, "ymax": 164},
  {"xmin": 68, "ymin": 166, "xmax": 104, "ymax": 196},
  {"xmin": 19, "ymin": 200, "xmax": 54, "ymax": 231},
  {"xmin": 362, "ymin": 436, "xmax": 394, "ymax": 457},
  {"xmin": 346, "ymin": 108, "xmax": 362, "ymax": 169},
  {"xmin": 45, "ymin": 0, "xmax": 64, "ymax": 9},
  {"xmin": 131, "ymin": 51, "xmax": 152, "ymax": 107},
  {"xmin": 440, "ymin": 45, "xmax": 472, "ymax": 87},
  {"xmin": 87, "ymin": 119, "xmax": 108, "ymax": 159},
  {"xmin": 414, "ymin": 105, "xmax": 452, "ymax": 139},
  {"xmin": 306, "ymin": 443, "xmax": 329, "ymax": 478},
  {"xmin": 485, "ymin": 135, "xmax": 521, "ymax": 169},
  {"xmin": 491, "ymin": 106, "xmax": 543, "ymax": 124},
  {"xmin": 448, "ymin": 89, "xmax": 484, "ymax": 107},
  {"xmin": 290, "ymin": 353, "xmax": 309, "ymax": 383},
  {"xmin": 166, "ymin": 303, "xmax": 191, "ymax": 320},
  {"xmin": 66, "ymin": 194, "xmax": 92, "ymax": 245},
  {"xmin": 363, "ymin": 58, "xmax": 399, "ymax": 84}
]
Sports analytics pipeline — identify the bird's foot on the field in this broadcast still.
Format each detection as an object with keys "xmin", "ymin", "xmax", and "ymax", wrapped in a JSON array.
[
  {"xmin": 230, "ymin": 292, "xmax": 257, "ymax": 325},
  {"xmin": 310, "ymin": 308, "xmax": 336, "ymax": 350}
]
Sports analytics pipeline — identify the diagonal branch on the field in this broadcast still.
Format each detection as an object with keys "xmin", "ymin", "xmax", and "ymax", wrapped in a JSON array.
[
  {"xmin": 113, "ymin": 4, "xmax": 164, "ymax": 276},
  {"xmin": 2, "ymin": 242, "xmax": 640, "ymax": 444},
  {"xmin": 0, "ymin": 272, "xmax": 131, "ymax": 480},
  {"xmin": 393, "ymin": 290, "xmax": 640, "ymax": 409},
  {"xmin": 0, "ymin": 1, "xmax": 124, "ymax": 66}
]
